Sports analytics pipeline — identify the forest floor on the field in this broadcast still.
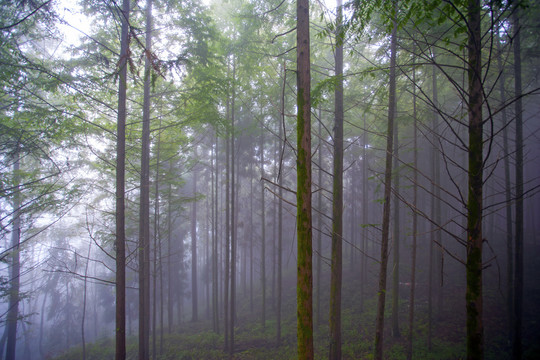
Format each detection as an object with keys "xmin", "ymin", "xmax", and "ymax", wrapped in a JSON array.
[{"xmin": 54, "ymin": 251, "xmax": 540, "ymax": 360}]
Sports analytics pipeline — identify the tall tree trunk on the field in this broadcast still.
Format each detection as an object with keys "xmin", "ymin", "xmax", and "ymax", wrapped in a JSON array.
[
  {"xmin": 407, "ymin": 58, "xmax": 418, "ymax": 360},
  {"xmin": 192, "ymin": 167, "xmax": 198, "ymax": 323},
  {"xmin": 115, "ymin": 0, "xmax": 130, "ymax": 357},
  {"xmin": 260, "ymin": 122, "xmax": 266, "ymax": 329},
  {"xmin": 82, "ymin": 241, "xmax": 92, "ymax": 360},
  {"xmin": 167, "ymin": 162, "xmax": 174, "ymax": 333},
  {"xmin": 433, "ymin": 60, "xmax": 443, "ymax": 321},
  {"xmin": 429, "ymin": 57, "xmax": 441, "ymax": 349},
  {"xmin": 296, "ymin": 0, "xmax": 313, "ymax": 357},
  {"xmin": 212, "ymin": 138, "xmax": 220, "ymax": 333},
  {"xmin": 374, "ymin": 7, "xmax": 397, "ymax": 359},
  {"xmin": 329, "ymin": 0, "xmax": 344, "ymax": 357},
  {"xmin": 512, "ymin": 8, "xmax": 523, "ymax": 360},
  {"xmin": 361, "ymin": 115, "xmax": 368, "ymax": 312},
  {"xmin": 277, "ymin": 60, "xmax": 286, "ymax": 345},
  {"xmin": 249, "ymin": 161, "xmax": 254, "ymax": 314},
  {"xmin": 6, "ymin": 153, "xmax": 20, "ymax": 360},
  {"xmin": 152, "ymin": 126, "xmax": 162, "ymax": 359},
  {"xmin": 391, "ymin": 88, "xmax": 400, "ymax": 339},
  {"xmin": 316, "ymin": 108, "xmax": 322, "ymax": 327},
  {"xmin": 229, "ymin": 58, "xmax": 237, "ymax": 356},
  {"xmin": 138, "ymin": 0, "xmax": 153, "ymax": 358},
  {"xmin": 224, "ymin": 79, "xmax": 230, "ymax": 351},
  {"xmin": 465, "ymin": 0, "xmax": 484, "ymax": 358},
  {"xmin": 495, "ymin": 28, "xmax": 514, "ymax": 346}
]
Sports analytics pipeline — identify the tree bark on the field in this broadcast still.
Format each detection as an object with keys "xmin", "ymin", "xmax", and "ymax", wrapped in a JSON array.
[
  {"xmin": 277, "ymin": 60, "xmax": 286, "ymax": 345},
  {"xmin": 229, "ymin": 57, "xmax": 237, "ymax": 355},
  {"xmin": 512, "ymin": 7, "xmax": 523, "ymax": 360},
  {"xmin": 407, "ymin": 58, "xmax": 418, "ymax": 360},
  {"xmin": 6, "ymin": 153, "xmax": 20, "ymax": 360},
  {"xmin": 296, "ymin": 0, "xmax": 313, "ymax": 358},
  {"xmin": 374, "ymin": 7, "xmax": 396, "ymax": 359},
  {"xmin": 391, "ymin": 84, "xmax": 400, "ymax": 339},
  {"xmin": 329, "ymin": 0, "xmax": 344, "ymax": 357},
  {"xmin": 115, "ymin": 0, "xmax": 130, "ymax": 358},
  {"xmin": 465, "ymin": 0, "xmax": 484, "ymax": 358},
  {"xmin": 138, "ymin": 0, "xmax": 152, "ymax": 357},
  {"xmin": 260, "ymin": 120, "xmax": 266, "ymax": 329},
  {"xmin": 192, "ymin": 167, "xmax": 198, "ymax": 323}
]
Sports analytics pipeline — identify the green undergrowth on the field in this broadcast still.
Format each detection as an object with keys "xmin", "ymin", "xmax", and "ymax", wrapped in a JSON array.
[{"xmin": 54, "ymin": 262, "xmax": 539, "ymax": 359}]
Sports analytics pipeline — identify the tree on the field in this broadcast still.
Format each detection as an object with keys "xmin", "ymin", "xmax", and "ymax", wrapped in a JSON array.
[
  {"xmin": 5, "ymin": 153, "xmax": 20, "ymax": 360},
  {"xmin": 329, "ymin": 0, "xmax": 344, "ymax": 357},
  {"xmin": 138, "ymin": 0, "xmax": 153, "ymax": 358},
  {"xmin": 296, "ymin": 0, "xmax": 313, "ymax": 358},
  {"xmin": 465, "ymin": 0, "xmax": 484, "ymax": 358},
  {"xmin": 115, "ymin": 0, "xmax": 130, "ymax": 358},
  {"xmin": 374, "ymin": 4, "xmax": 397, "ymax": 359},
  {"xmin": 512, "ymin": 6, "xmax": 524, "ymax": 359}
]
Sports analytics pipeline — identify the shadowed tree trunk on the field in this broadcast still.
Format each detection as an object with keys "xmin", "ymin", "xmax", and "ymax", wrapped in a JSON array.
[
  {"xmin": 407, "ymin": 58, "xmax": 418, "ymax": 360},
  {"xmin": 391, "ymin": 86, "xmax": 400, "ymax": 339},
  {"xmin": 465, "ymin": 0, "xmax": 484, "ymax": 358},
  {"xmin": 192, "ymin": 166, "xmax": 198, "ymax": 323},
  {"xmin": 6, "ymin": 153, "xmax": 20, "ymax": 360},
  {"xmin": 316, "ymin": 108, "xmax": 322, "ymax": 327},
  {"xmin": 277, "ymin": 60, "xmax": 286, "ymax": 345},
  {"xmin": 115, "ymin": 0, "xmax": 130, "ymax": 358},
  {"xmin": 329, "ymin": 0, "xmax": 344, "ymax": 357},
  {"xmin": 296, "ymin": 0, "xmax": 313, "ymax": 358},
  {"xmin": 229, "ymin": 57, "xmax": 237, "ymax": 356},
  {"xmin": 495, "ymin": 28, "xmax": 513, "ymax": 346},
  {"xmin": 138, "ymin": 0, "xmax": 152, "ymax": 358},
  {"xmin": 512, "ymin": 7, "xmax": 523, "ymax": 360},
  {"xmin": 260, "ymin": 120, "xmax": 266, "ymax": 329},
  {"xmin": 374, "ymin": 5, "xmax": 396, "ymax": 359}
]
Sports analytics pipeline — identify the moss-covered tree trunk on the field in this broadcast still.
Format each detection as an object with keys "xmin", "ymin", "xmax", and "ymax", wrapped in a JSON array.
[
  {"xmin": 296, "ymin": 0, "xmax": 313, "ymax": 358},
  {"xmin": 466, "ymin": 0, "xmax": 484, "ymax": 359},
  {"xmin": 329, "ymin": 0, "xmax": 344, "ymax": 357}
]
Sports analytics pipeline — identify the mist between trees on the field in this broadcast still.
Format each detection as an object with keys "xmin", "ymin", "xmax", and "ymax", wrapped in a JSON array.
[{"xmin": 0, "ymin": 0, "xmax": 539, "ymax": 359}]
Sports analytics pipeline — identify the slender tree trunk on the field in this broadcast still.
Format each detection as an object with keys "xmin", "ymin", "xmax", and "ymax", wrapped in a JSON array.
[
  {"xmin": 224, "ymin": 80, "xmax": 230, "ymax": 350},
  {"xmin": 6, "ymin": 153, "xmax": 21, "ymax": 360},
  {"xmin": 316, "ymin": 108, "xmax": 322, "ymax": 327},
  {"xmin": 407, "ymin": 59, "xmax": 418, "ymax": 360},
  {"xmin": 465, "ymin": 1, "xmax": 484, "ymax": 358},
  {"xmin": 153, "ymin": 126, "xmax": 162, "ymax": 359},
  {"xmin": 249, "ymin": 161, "xmax": 254, "ymax": 314},
  {"xmin": 229, "ymin": 58, "xmax": 237, "ymax": 356},
  {"xmin": 206, "ymin": 197, "xmax": 211, "ymax": 320},
  {"xmin": 297, "ymin": 0, "xmax": 313, "ymax": 357},
  {"xmin": 260, "ymin": 122, "xmax": 266, "ymax": 328},
  {"xmin": 277, "ymin": 60, "xmax": 286, "ymax": 345},
  {"xmin": 512, "ymin": 8, "xmax": 523, "ymax": 360},
  {"xmin": 167, "ymin": 163, "xmax": 173, "ymax": 333},
  {"xmin": 329, "ymin": 0, "xmax": 344, "ymax": 357},
  {"xmin": 212, "ymin": 138, "xmax": 219, "ymax": 333},
  {"xmin": 361, "ymin": 115, "xmax": 368, "ymax": 312},
  {"xmin": 82, "ymin": 241, "xmax": 92, "ymax": 360},
  {"xmin": 432, "ymin": 60, "xmax": 443, "ymax": 320},
  {"xmin": 192, "ymin": 167, "xmax": 198, "ymax": 323},
  {"xmin": 374, "ymin": 7, "xmax": 396, "ymax": 359},
  {"xmin": 138, "ymin": 1, "xmax": 153, "ymax": 358},
  {"xmin": 391, "ymin": 89, "xmax": 400, "ymax": 339},
  {"xmin": 115, "ymin": 1, "xmax": 130, "ymax": 357},
  {"xmin": 495, "ymin": 29, "xmax": 513, "ymax": 347}
]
